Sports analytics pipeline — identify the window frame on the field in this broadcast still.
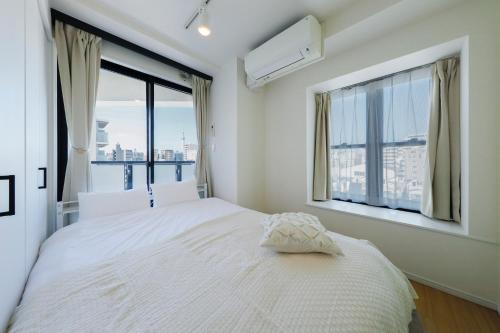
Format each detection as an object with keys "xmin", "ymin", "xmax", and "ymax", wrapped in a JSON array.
[
  {"xmin": 56, "ymin": 59, "xmax": 193, "ymax": 200},
  {"xmin": 329, "ymin": 64, "xmax": 432, "ymax": 214}
]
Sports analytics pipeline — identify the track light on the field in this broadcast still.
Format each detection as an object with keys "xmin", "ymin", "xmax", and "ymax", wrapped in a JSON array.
[
  {"xmin": 197, "ymin": 6, "xmax": 211, "ymax": 37},
  {"xmin": 184, "ymin": 1, "xmax": 212, "ymax": 37}
]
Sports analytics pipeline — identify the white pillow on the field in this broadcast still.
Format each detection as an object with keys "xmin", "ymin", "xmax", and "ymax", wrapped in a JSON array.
[
  {"xmin": 260, "ymin": 212, "xmax": 343, "ymax": 255},
  {"xmin": 78, "ymin": 189, "xmax": 150, "ymax": 221},
  {"xmin": 151, "ymin": 180, "xmax": 200, "ymax": 208}
]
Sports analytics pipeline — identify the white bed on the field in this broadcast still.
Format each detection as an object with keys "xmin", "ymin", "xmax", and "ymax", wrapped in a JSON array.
[{"xmin": 9, "ymin": 198, "xmax": 418, "ymax": 332}]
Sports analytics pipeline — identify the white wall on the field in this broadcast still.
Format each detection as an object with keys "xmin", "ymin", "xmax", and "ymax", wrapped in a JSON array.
[
  {"xmin": 209, "ymin": 58, "xmax": 265, "ymax": 210},
  {"xmin": 496, "ymin": 0, "xmax": 500, "ymax": 313},
  {"xmin": 209, "ymin": 59, "xmax": 238, "ymax": 203},
  {"xmin": 263, "ymin": 0, "xmax": 499, "ymax": 307},
  {"xmin": 236, "ymin": 59, "xmax": 266, "ymax": 211}
]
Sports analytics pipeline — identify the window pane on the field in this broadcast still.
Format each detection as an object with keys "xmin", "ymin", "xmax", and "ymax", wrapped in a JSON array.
[
  {"xmin": 153, "ymin": 85, "xmax": 196, "ymax": 184},
  {"xmin": 330, "ymin": 65, "xmax": 432, "ymax": 211},
  {"xmin": 382, "ymin": 145, "xmax": 426, "ymax": 210},
  {"xmin": 92, "ymin": 69, "xmax": 147, "ymax": 192},
  {"xmin": 382, "ymin": 66, "xmax": 431, "ymax": 210},
  {"xmin": 330, "ymin": 88, "xmax": 367, "ymax": 202}
]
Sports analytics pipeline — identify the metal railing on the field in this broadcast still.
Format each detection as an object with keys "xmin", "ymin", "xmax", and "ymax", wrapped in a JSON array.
[{"xmin": 90, "ymin": 160, "xmax": 195, "ymax": 190}]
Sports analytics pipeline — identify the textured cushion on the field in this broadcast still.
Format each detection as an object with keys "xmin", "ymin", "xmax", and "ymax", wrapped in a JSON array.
[
  {"xmin": 260, "ymin": 212, "xmax": 343, "ymax": 255},
  {"xmin": 78, "ymin": 189, "xmax": 150, "ymax": 221},
  {"xmin": 151, "ymin": 180, "xmax": 200, "ymax": 208}
]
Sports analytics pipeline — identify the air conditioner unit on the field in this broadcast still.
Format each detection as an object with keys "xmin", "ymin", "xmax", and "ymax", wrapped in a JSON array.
[{"xmin": 244, "ymin": 15, "xmax": 323, "ymax": 88}]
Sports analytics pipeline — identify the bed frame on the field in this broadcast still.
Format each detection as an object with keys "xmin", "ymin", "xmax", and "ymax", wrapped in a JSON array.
[{"xmin": 55, "ymin": 184, "xmax": 208, "ymax": 230}]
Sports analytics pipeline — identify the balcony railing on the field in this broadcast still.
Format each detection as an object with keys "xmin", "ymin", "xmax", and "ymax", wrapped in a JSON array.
[{"xmin": 90, "ymin": 160, "xmax": 195, "ymax": 192}]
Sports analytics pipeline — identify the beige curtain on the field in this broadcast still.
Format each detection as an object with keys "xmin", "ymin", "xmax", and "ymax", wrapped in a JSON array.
[
  {"xmin": 421, "ymin": 58, "xmax": 461, "ymax": 222},
  {"xmin": 55, "ymin": 21, "xmax": 102, "ymax": 202},
  {"xmin": 313, "ymin": 93, "xmax": 332, "ymax": 201},
  {"xmin": 193, "ymin": 76, "xmax": 212, "ymax": 197}
]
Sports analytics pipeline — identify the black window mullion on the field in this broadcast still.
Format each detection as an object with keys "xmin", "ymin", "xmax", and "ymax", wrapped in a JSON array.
[{"xmin": 147, "ymin": 81, "xmax": 154, "ymax": 187}]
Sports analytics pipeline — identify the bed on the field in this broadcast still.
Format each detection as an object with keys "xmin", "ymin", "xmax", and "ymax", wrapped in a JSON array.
[{"xmin": 9, "ymin": 198, "xmax": 420, "ymax": 332}]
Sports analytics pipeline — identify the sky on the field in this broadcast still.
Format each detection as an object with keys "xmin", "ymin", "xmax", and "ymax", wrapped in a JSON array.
[{"xmin": 95, "ymin": 103, "xmax": 197, "ymax": 155}]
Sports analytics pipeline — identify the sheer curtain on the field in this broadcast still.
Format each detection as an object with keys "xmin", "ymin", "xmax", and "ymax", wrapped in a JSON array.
[
  {"xmin": 331, "ymin": 87, "xmax": 367, "ymax": 203},
  {"xmin": 330, "ymin": 65, "xmax": 432, "ymax": 211}
]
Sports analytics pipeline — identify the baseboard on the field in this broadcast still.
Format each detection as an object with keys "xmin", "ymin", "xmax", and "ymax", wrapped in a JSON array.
[{"xmin": 404, "ymin": 271, "xmax": 497, "ymax": 310}]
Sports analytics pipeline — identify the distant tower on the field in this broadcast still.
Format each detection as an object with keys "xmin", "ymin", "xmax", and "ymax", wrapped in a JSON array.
[{"xmin": 181, "ymin": 131, "xmax": 186, "ymax": 148}]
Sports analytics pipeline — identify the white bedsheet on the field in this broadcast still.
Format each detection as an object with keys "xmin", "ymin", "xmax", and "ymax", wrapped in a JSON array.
[
  {"xmin": 11, "ymin": 208, "xmax": 416, "ymax": 333},
  {"xmin": 25, "ymin": 198, "xmax": 245, "ymax": 298}
]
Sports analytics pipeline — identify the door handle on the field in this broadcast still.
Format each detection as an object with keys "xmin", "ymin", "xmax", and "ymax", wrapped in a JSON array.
[
  {"xmin": 0, "ymin": 175, "xmax": 15, "ymax": 217},
  {"xmin": 38, "ymin": 167, "xmax": 47, "ymax": 189}
]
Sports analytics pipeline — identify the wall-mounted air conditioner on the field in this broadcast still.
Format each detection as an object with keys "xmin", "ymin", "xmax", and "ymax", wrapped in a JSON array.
[{"xmin": 244, "ymin": 15, "xmax": 323, "ymax": 88}]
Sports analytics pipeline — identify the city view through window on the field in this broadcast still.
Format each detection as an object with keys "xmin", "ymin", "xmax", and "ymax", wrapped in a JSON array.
[
  {"xmin": 330, "ymin": 65, "xmax": 432, "ymax": 211},
  {"xmin": 91, "ymin": 68, "xmax": 196, "ymax": 192}
]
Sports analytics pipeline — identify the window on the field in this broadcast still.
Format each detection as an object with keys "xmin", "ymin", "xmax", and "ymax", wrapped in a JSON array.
[
  {"xmin": 330, "ymin": 65, "xmax": 432, "ymax": 212},
  {"xmin": 89, "ymin": 60, "xmax": 195, "ymax": 192},
  {"xmin": 153, "ymin": 84, "xmax": 196, "ymax": 185},
  {"xmin": 92, "ymin": 69, "xmax": 147, "ymax": 192}
]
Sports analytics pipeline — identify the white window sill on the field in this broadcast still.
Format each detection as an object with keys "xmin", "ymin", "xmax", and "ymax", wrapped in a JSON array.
[{"xmin": 306, "ymin": 200, "xmax": 472, "ymax": 239}]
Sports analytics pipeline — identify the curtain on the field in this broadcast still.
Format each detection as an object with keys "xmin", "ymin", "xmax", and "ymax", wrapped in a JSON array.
[
  {"xmin": 331, "ymin": 66, "xmax": 432, "ymax": 211},
  {"xmin": 421, "ymin": 58, "xmax": 460, "ymax": 222},
  {"xmin": 330, "ymin": 87, "xmax": 367, "ymax": 203},
  {"xmin": 313, "ymin": 93, "xmax": 332, "ymax": 201},
  {"xmin": 192, "ymin": 76, "xmax": 213, "ymax": 197},
  {"xmin": 55, "ymin": 21, "xmax": 102, "ymax": 202},
  {"xmin": 365, "ymin": 87, "xmax": 384, "ymax": 206}
]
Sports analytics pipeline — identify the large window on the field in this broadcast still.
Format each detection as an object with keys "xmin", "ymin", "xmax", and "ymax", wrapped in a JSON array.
[
  {"xmin": 153, "ymin": 85, "xmax": 196, "ymax": 185},
  {"xmin": 92, "ymin": 69, "xmax": 148, "ymax": 192},
  {"xmin": 90, "ymin": 60, "xmax": 195, "ymax": 192},
  {"xmin": 330, "ymin": 65, "xmax": 432, "ymax": 211}
]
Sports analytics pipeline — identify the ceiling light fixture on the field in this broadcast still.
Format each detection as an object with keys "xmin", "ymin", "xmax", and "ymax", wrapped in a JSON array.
[
  {"xmin": 197, "ymin": 6, "xmax": 211, "ymax": 37},
  {"xmin": 184, "ymin": 0, "xmax": 212, "ymax": 37}
]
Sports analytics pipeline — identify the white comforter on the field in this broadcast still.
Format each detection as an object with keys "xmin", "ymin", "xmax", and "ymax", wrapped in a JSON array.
[
  {"xmin": 24, "ymin": 198, "xmax": 245, "ymax": 298},
  {"xmin": 11, "ymin": 199, "xmax": 416, "ymax": 332}
]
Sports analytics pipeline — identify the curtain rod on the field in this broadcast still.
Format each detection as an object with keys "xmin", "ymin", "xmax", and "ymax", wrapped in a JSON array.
[
  {"xmin": 329, "ymin": 55, "xmax": 459, "ymax": 93},
  {"xmin": 51, "ymin": 9, "xmax": 213, "ymax": 81}
]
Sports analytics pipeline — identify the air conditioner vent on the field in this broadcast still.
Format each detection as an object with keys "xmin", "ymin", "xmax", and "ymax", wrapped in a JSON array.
[{"xmin": 244, "ymin": 15, "xmax": 323, "ymax": 88}]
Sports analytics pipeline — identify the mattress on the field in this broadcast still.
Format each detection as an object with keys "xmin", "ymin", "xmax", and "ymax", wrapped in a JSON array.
[{"xmin": 11, "ymin": 198, "xmax": 417, "ymax": 332}]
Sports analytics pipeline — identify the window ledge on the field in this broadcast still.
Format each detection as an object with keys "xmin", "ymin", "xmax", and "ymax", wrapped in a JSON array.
[{"xmin": 305, "ymin": 200, "xmax": 485, "ymax": 242}]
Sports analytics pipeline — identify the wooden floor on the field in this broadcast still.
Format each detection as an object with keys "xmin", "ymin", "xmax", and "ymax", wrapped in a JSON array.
[{"xmin": 411, "ymin": 281, "xmax": 500, "ymax": 333}]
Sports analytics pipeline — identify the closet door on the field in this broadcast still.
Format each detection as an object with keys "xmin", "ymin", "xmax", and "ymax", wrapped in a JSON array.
[
  {"xmin": 25, "ymin": 0, "xmax": 49, "ymax": 272},
  {"xmin": 0, "ymin": 0, "xmax": 27, "ymax": 330}
]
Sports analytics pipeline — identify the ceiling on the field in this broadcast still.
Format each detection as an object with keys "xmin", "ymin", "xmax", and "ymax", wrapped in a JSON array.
[{"xmin": 50, "ymin": 0, "xmax": 354, "ymax": 74}]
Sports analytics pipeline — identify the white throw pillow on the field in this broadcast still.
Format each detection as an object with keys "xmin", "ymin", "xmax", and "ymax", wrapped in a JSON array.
[
  {"xmin": 151, "ymin": 180, "xmax": 200, "ymax": 208},
  {"xmin": 78, "ymin": 189, "xmax": 150, "ymax": 221},
  {"xmin": 260, "ymin": 212, "xmax": 343, "ymax": 255}
]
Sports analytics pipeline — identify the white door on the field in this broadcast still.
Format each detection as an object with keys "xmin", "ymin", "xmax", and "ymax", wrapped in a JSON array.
[
  {"xmin": 0, "ymin": 0, "xmax": 27, "ymax": 330},
  {"xmin": 25, "ymin": 0, "xmax": 49, "ymax": 273}
]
